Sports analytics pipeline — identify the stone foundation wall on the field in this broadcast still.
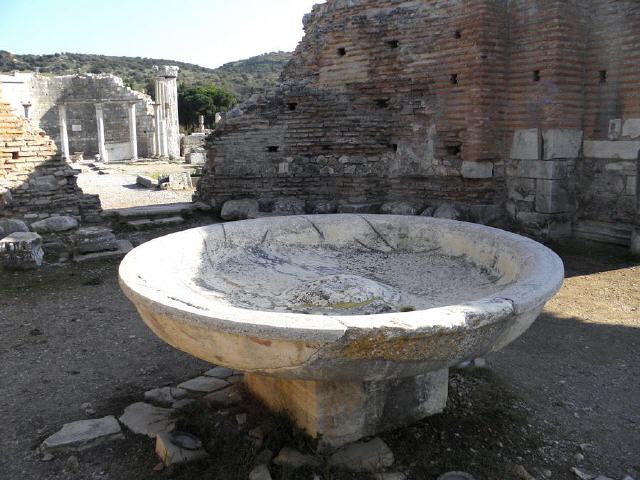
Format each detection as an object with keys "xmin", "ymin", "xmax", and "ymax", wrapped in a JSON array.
[
  {"xmin": 0, "ymin": 99, "xmax": 102, "ymax": 222},
  {"xmin": 197, "ymin": 0, "xmax": 640, "ymax": 244}
]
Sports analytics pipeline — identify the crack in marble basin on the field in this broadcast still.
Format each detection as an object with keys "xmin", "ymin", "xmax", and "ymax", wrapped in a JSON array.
[{"xmin": 119, "ymin": 214, "xmax": 564, "ymax": 382}]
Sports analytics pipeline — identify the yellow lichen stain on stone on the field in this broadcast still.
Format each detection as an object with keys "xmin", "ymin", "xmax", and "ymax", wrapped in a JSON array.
[{"xmin": 342, "ymin": 328, "xmax": 470, "ymax": 362}]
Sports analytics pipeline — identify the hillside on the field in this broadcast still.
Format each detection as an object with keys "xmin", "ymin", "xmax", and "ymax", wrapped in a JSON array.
[{"xmin": 0, "ymin": 50, "xmax": 292, "ymax": 101}]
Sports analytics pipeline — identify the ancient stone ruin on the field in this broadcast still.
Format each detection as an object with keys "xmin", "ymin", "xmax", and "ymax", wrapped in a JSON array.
[
  {"xmin": 0, "ymin": 98, "xmax": 102, "ymax": 222},
  {"xmin": 197, "ymin": 0, "xmax": 640, "ymax": 249},
  {"xmin": 0, "ymin": 65, "xmax": 180, "ymax": 161}
]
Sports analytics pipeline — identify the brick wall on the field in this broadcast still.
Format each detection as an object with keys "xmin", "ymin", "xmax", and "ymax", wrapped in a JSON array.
[
  {"xmin": 0, "ymin": 99, "xmax": 102, "ymax": 222},
  {"xmin": 198, "ymin": 0, "xmax": 640, "ymax": 244}
]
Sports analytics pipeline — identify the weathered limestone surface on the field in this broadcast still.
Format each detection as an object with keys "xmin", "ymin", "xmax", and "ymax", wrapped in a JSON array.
[
  {"xmin": 119, "ymin": 402, "xmax": 175, "ymax": 438},
  {"xmin": 155, "ymin": 432, "xmax": 208, "ymax": 466},
  {"xmin": 245, "ymin": 370, "xmax": 448, "ymax": 447}
]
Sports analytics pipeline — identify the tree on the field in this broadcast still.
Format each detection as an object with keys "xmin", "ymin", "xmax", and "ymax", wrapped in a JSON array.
[{"xmin": 178, "ymin": 84, "xmax": 236, "ymax": 130}]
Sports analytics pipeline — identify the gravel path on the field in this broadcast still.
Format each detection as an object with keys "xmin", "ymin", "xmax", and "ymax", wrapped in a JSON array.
[{"xmin": 76, "ymin": 161, "xmax": 195, "ymax": 210}]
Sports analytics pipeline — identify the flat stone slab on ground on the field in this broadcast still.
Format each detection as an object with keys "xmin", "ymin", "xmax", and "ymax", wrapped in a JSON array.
[
  {"xmin": 273, "ymin": 446, "xmax": 322, "ymax": 469},
  {"xmin": 178, "ymin": 376, "xmax": 229, "ymax": 394},
  {"xmin": 144, "ymin": 387, "xmax": 189, "ymax": 407},
  {"xmin": 73, "ymin": 239, "xmax": 132, "ymax": 263},
  {"xmin": 328, "ymin": 437, "xmax": 395, "ymax": 472},
  {"xmin": 203, "ymin": 366, "xmax": 234, "ymax": 379},
  {"xmin": 155, "ymin": 432, "xmax": 207, "ymax": 466},
  {"xmin": 119, "ymin": 402, "xmax": 175, "ymax": 438},
  {"xmin": 40, "ymin": 416, "xmax": 124, "ymax": 454}
]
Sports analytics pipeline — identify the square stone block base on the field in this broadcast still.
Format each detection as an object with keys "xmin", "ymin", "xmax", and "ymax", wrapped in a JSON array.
[{"xmin": 245, "ymin": 369, "xmax": 448, "ymax": 447}]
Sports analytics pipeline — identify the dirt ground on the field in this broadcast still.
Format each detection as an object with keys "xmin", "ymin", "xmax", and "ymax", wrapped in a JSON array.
[
  {"xmin": 0, "ymin": 229, "xmax": 638, "ymax": 480},
  {"xmin": 76, "ymin": 161, "xmax": 196, "ymax": 210}
]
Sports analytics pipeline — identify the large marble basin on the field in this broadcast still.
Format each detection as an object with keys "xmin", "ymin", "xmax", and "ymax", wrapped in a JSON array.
[{"xmin": 119, "ymin": 214, "xmax": 563, "ymax": 445}]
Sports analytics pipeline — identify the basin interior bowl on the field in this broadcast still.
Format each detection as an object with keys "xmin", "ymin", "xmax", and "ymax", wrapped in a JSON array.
[{"xmin": 121, "ymin": 214, "xmax": 562, "ymax": 333}]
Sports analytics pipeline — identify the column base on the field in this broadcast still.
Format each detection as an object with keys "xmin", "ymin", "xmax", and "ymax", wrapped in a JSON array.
[{"xmin": 245, "ymin": 369, "xmax": 448, "ymax": 447}]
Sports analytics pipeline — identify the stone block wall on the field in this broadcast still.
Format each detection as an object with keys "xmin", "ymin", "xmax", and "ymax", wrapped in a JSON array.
[
  {"xmin": 197, "ymin": 0, "xmax": 640, "ymax": 245},
  {"xmin": 0, "ymin": 99, "xmax": 102, "ymax": 222}
]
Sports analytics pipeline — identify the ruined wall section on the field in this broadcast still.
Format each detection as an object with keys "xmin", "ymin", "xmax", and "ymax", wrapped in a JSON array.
[
  {"xmin": 199, "ymin": 0, "xmax": 509, "ymax": 212},
  {"xmin": 31, "ymin": 74, "xmax": 155, "ymax": 159},
  {"xmin": 0, "ymin": 99, "xmax": 102, "ymax": 222}
]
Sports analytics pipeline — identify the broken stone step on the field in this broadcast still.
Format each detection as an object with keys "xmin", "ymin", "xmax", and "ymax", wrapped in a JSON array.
[
  {"xmin": 127, "ymin": 216, "xmax": 184, "ymax": 230},
  {"xmin": 40, "ymin": 416, "xmax": 124, "ymax": 454},
  {"xmin": 73, "ymin": 239, "xmax": 133, "ymax": 263}
]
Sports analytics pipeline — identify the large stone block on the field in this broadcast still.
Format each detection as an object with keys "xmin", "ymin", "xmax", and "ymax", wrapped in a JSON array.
[
  {"xmin": 0, "ymin": 232, "xmax": 44, "ymax": 270},
  {"xmin": 535, "ymin": 179, "xmax": 573, "ymax": 214},
  {"xmin": 245, "ymin": 370, "xmax": 448, "ymax": 447},
  {"xmin": 221, "ymin": 198, "xmax": 259, "ymax": 221},
  {"xmin": 460, "ymin": 161, "xmax": 493, "ymax": 179},
  {"xmin": 31, "ymin": 215, "xmax": 78, "ymax": 233},
  {"xmin": 515, "ymin": 160, "xmax": 570, "ymax": 180},
  {"xmin": 583, "ymin": 141, "xmax": 640, "ymax": 160},
  {"xmin": 510, "ymin": 129, "xmax": 540, "ymax": 160},
  {"xmin": 542, "ymin": 129, "xmax": 582, "ymax": 160},
  {"xmin": 622, "ymin": 118, "xmax": 640, "ymax": 139}
]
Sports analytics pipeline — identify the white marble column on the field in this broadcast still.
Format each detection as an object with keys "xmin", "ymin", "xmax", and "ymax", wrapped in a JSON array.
[
  {"xmin": 152, "ymin": 103, "xmax": 160, "ymax": 157},
  {"xmin": 57, "ymin": 105, "xmax": 70, "ymax": 161},
  {"xmin": 127, "ymin": 102, "xmax": 138, "ymax": 160},
  {"xmin": 199, "ymin": 115, "xmax": 205, "ymax": 133},
  {"xmin": 95, "ymin": 103, "xmax": 109, "ymax": 163}
]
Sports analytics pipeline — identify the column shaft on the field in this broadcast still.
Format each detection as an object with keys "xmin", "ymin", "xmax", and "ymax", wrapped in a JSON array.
[
  {"xmin": 128, "ymin": 102, "xmax": 138, "ymax": 160},
  {"xmin": 95, "ymin": 103, "xmax": 108, "ymax": 163},
  {"xmin": 58, "ymin": 105, "xmax": 70, "ymax": 161}
]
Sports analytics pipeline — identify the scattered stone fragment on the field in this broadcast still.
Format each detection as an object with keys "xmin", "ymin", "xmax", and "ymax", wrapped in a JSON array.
[
  {"xmin": 169, "ymin": 431, "xmax": 202, "ymax": 450},
  {"xmin": 119, "ymin": 402, "xmax": 175, "ymax": 438},
  {"xmin": 136, "ymin": 175, "xmax": 159, "ymax": 189},
  {"xmin": 571, "ymin": 467, "xmax": 596, "ymax": 480},
  {"xmin": 144, "ymin": 387, "xmax": 189, "ymax": 407},
  {"xmin": 433, "ymin": 203, "xmax": 461, "ymax": 220},
  {"xmin": 236, "ymin": 413, "xmax": 247, "ymax": 426},
  {"xmin": 167, "ymin": 172, "xmax": 193, "ymax": 190},
  {"xmin": 30, "ymin": 215, "xmax": 78, "ymax": 233},
  {"xmin": 274, "ymin": 446, "xmax": 322, "ymax": 469},
  {"xmin": 574, "ymin": 452, "xmax": 585, "ymax": 463},
  {"xmin": 0, "ymin": 232, "xmax": 44, "ymax": 270},
  {"xmin": 328, "ymin": 438, "xmax": 394, "ymax": 472},
  {"xmin": 81, "ymin": 402, "xmax": 95, "ymax": 416},
  {"xmin": 380, "ymin": 201, "xmax": 419, "ymax": 216},
  {"xmin": 204, "ymin": 366, "xmax": 234, "ymax": 379},
  {"xmin": 65, "ymin": 455, "xmax": 80, "ymax": 473},
  {"xmin": 74, "ymin": 227, "xmax": 118, "ymax": 254},
  {"xmin": 0, "ymin": 218, "xmax": 29, "ymax": 238},
  {"xmin": 41, "ymin": 453, "xmax": 54, "ymax": 462},
  {"xmin": 203, "ymin": 385, "xmax": 242, "ymax": 406},
  {"xmin": 155, "ymin": 432, "xmax": 208, "ymax": 466},
  {"xmin": 509, "ymin": 464, "xmax": 536, "ymax": 480},
  {"xmin": 309, "ymin": 200, "xmax": 337, "ymax": 214},
  {"xmin": 40, "ymin": 416, "xmax": 124, "ymax": 454},
  {"xmin": 249, "ymin": 464, "xmax": 273, "ymax": 480},
  {"xmin": 272, "ymin": 197, "xmax": 306, "ymax": 215},
  {"xmin": 221, "ymin": 198, "xmax": 259, "ymax": 221},
  {"xmin": 437, "ymin": 473, "xmax": 477, "ymax": 480},
  {"xmin": 178, "ymin": 376, "xmax": 229, "ymax": 394}
]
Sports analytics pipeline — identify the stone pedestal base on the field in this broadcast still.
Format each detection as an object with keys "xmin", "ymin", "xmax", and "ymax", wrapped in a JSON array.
[
  {"xmin": 0, "ymin": 232, "xmax": 44, "ymax": 270},
  {"xmin": 245, "ymin": 369, "xmax": 448, "ymax": 447}
]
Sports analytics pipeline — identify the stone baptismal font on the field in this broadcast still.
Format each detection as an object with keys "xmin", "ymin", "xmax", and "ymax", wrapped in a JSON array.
[{"xmin": 119, "ymin": 214, "xmax": 563, "ymax": 446}]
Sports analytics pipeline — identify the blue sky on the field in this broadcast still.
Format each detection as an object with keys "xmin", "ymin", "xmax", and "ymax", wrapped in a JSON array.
[{"xmin": 0, "ymin": 0, "xmax": 323, "ymax": 68}]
